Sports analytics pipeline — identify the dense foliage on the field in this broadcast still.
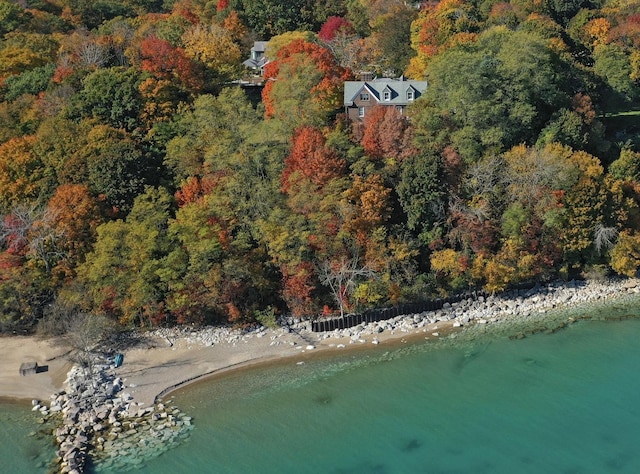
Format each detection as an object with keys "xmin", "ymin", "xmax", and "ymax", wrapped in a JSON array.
[{"xmin": 1, "ymin": 0, "xmax": 639, "ymax": 331}]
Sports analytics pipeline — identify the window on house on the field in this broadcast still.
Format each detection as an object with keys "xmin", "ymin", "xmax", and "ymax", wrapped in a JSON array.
[
  {"xmin": 383, "ymin": 90, "xmax": 391, "ymax": 101},
  {"xmin": 407, "ymin": 90, "xmax": 414, "ymax": 101},
  {"xmin": 360, "ymin": 92, "xmax": 370, "ymax": 101},
  {"xmin": 358, "ymin": 107, "xmax": 365, "ymax": 118}
]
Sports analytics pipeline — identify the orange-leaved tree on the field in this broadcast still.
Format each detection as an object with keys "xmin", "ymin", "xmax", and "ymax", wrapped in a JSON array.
[
  {"xmin": 281, "ymin": 125, "xmax": 346, "ymax": 194},
  {"xmin": 262, "ymin": 40, "xmax": 352, "ymax": 129}
]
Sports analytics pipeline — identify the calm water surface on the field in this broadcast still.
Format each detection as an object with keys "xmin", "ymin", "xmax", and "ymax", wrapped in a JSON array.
[{"xmin": 4, "ymin": 298, "xmax": 640, "ymax": 473}]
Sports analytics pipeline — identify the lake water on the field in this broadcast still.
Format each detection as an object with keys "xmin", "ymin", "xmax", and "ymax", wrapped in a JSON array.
[{"xmin": 4, "ymin": 296, "xmax": 640, "ymax": 473}]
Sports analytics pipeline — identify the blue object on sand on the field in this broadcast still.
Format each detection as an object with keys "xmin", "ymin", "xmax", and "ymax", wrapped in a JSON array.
[{"xmin": 114, "ymin": 353, "xmax": 124, "ymax": 368}]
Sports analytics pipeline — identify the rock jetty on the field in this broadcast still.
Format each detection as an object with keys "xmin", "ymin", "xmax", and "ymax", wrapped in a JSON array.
[{"xmin": 35, "ymin": 360, "xmax": 193, "ymax": 473}]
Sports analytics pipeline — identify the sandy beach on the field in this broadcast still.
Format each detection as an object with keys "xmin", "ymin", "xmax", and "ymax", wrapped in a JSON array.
[
  {"xmin": 0, "ymin": 318, "xmax": 451, "ymax": 407},
  {"xmin": 2, "ymin": 277, "xmax": 638, "ymax": 407},
  {"xmin": 0, "ymin": 336, "xmax": 72, "ymax": 402}
]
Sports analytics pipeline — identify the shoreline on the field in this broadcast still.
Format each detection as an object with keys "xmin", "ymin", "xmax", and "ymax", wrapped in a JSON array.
[{"xmin": 2, "ymin": 277, "xmax": 640, "ymax": 408}]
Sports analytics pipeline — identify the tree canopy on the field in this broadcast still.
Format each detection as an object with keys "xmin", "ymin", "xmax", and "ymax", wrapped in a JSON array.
[{"xmin": 0, "ymin": 0, "xmax": 639, "ymax": 332}]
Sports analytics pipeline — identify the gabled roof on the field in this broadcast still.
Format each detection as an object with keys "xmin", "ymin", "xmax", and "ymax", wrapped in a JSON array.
[
  {"xmin": 243, "ymin": 41, "xmax": 270, "ymax": 70},
  {"xmin": 344, "ymin": 77, "xmax": 428, "ymax": 106},
  {"xmin": 243, "ymin": 56, "xmax": 269, "ymax": 69}
]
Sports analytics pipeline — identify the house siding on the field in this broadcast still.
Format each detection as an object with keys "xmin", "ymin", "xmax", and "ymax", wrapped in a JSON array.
[{"xmin": 343, "ymin": 78, "xmax": 428, "ymax": 122}]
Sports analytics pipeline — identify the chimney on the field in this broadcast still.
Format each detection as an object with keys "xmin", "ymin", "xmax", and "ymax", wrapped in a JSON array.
[{"xmin": 360, "ymin": 71, "xmax": 373, "ymax": 81}]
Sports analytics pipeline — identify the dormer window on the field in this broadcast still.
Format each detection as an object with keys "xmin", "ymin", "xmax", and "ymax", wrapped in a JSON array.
[
  {"xmin": 407, "ymin": 89, "xmax": 414, "ymax": 101},
  {"xmin": 360, "ymin": 92, "xmax": 370, "ymax": 101},
  {"xmin": 383, "ymin": 90, "xmax": 391, "ymax": 101}
]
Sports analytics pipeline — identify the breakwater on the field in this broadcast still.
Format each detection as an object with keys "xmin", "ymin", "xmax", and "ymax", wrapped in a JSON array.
[{"xmin": 34, "ymin": 361, "xmax": 193, "ymax": 473}]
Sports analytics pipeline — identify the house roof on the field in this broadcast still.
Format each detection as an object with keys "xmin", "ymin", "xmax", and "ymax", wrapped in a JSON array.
[
  {"xmin": 344, "ymin": 77, "xmax": 428, "ymax": 106},
  {"xmin": 243, "ymin": 41, "xmax": 270, "ymax": 70},
  {"xmin": 243, "ymin": 57, "xmax": 269, "ymax": 69},
  {"xmin": 252, "ymin": 41, "xmax": 268, "ymax": 53}
]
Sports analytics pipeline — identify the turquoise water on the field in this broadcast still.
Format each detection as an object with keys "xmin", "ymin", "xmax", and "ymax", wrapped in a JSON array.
[
  {"xmin": 5, "ymin": 298, "xmax": 640, "ymax": 473},
  {"xmin": 0, "ymin": 399, "xmax": 56, "ymax": 473}
]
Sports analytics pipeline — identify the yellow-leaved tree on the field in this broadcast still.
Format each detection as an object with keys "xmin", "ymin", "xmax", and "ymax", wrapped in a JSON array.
[
  {"xmin": 610, "ymin": 232, "xmax": 640, "ymax": 277},
  {"xmin": 182, "ymin": 24, "xmax": 241, "ymax": 83}
]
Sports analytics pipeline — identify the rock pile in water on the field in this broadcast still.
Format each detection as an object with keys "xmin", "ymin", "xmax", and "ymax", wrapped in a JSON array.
[{"xmin": 34, "ymin": 361, "xmax": 193, "ymax": 473}]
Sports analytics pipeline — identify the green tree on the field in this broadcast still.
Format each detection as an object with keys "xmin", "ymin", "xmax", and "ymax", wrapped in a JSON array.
[
  {"xmin": 66, "ymin": 67, "xmax": 145, "ymax": 132},
  {"xmin": 230, "ymin": 0, "xmax": 323, "ymax": 38},
  {"xmin": 610, "ymin": 149, "xmax": 640, "ymax": 183},
  {"xmin": 370, "ymin": 8, "xmax": 417, "ymax": 76},
  {"xmin": 593, "ymin": 43, "xmax": 639, "ymax": 105},
  {"xmin": 0, "ymin": 1, "xmax": 29, "ymax": 36},
  {"xmin": 396, "ymin": 150, "xmax": 447, "ymax": 245},
  {"xmin": 412, "ymin": 26, "xmax": 577, "ymax": 162},
  {"xmin": 2, "ymin": 63, "xmax": 55, "ymax": 101},
  {"xmin": 77, "ymin": 125, "xmax": 148, "ymax": 214},
  {"xmin": 79, "ymin": 187, "xmax": 175, "ymax": 326}
]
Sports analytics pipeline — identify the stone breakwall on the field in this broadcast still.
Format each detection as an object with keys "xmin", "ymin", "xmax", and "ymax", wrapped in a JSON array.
[
  {"xmin": 34, "ymin": 362, "xmax": 193, "ymax": 473},
  {"xmin": 145, "ymin": 279, "xmax": 640, "ymax": 352},
  {"xmin": 311, "ymin": 278, "xmax": 640, "ymax": 343}
]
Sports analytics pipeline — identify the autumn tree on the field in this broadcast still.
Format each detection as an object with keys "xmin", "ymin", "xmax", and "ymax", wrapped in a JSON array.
[
  {"xmin": 406, "ymin": 0, "xmax": 481, "ymax": 78},
  {"xmin": 140, "ymin": 34, "xmax": 203, "ymax": 90},
  {"xmin": 319, "ymin": 16, "xmax": 354, "ymax": 41},
  {"xmin": 610, "ymin": 231, "xmax": 640, "ymax": 277},
  {"xmin": 360, "ymin": 105, "xmax": 416, "ymax": 162},
  {"xmin": 181, "ymin": 23, "xmax": 242, "ymax": 88},
  {"xmin": 262, "ymin": 39, "xmax": 351, "ymax": 131},
  {"xmin": 45, "ymin": 184, "xmax": 102, "ymax": 280},
  {"xmin": 317, "ymin": 16, "xmax": 371, "ymax": 70},
  {"xmin": 281, "ymin": 125, "xmax": 346, "ymax": 192},
  {"xmin": 0, "ymin": 136, "xmax": 51, "ymax": 214}
]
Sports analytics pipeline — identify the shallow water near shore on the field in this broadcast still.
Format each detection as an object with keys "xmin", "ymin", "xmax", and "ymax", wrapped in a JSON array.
[
  {"xmin": 0, "ymin": 399, "xmax": 56, "ymax": 473},
  {"xmin": 4, "ymin": 297, "xmax": 640, "ymax": 473}
]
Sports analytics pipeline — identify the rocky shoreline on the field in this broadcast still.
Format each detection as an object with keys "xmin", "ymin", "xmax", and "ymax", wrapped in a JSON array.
[
  {"xmin": 312, "ymin": 277, "xmax": 640, "ymax": 343},
  {"xmin": 33, "ymin": 277, "xmax": 640, "ymax": 473},
  {"xmin": 148, "ymin": 278, "xmax": 640, "ymax": 351}
]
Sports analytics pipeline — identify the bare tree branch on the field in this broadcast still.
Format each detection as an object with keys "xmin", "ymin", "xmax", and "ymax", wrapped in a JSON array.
[
  {"xmin": 316, "ymin": 251, "xmax": 377, "ymax": 317},
  {"xmin": 594, "ymin": 224, "xmax": 618, "ymax": 254}
]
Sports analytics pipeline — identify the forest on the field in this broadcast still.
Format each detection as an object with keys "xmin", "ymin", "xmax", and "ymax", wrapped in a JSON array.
[{"xmin": 0, "ymin": 0, "xmax": 639, "ymax": 332}]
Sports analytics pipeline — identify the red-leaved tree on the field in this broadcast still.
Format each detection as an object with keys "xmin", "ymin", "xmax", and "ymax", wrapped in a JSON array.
[
  {"xmin": 319, "ymin": 16, "xmax": 354, "ymax": 42},
  {"xmin": 140, "ymin": 35, "xmax": 202, "ymax": 90},
  {"xmin": 281, "ymin": 126, "xmax": 346, "ymax": 192},
  {"xmin": 361, "ymin": 105, "xmax": 416, "ymax": 160}
]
